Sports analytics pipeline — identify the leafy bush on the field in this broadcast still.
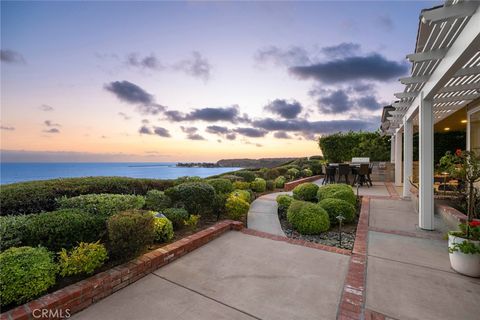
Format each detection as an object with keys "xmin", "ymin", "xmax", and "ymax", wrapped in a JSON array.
[
  {"xmin": 286, "ymin": 200, "xmax": 311, "ymax": 222},
  {"xmin": 0, "ymin": 176, "xmax": 175, "ymax": 216},
  {"xmin": 144, "ymin": 190, "xmax": 171, "ymax": 211},
  {"xmin": 287, "ymin": 203, "xmax": 330, "ymax": 235},
  {"xmin": 221, "ymin": 175, "xmax": 244, "ymax": 182},
  {"xmin": 58, "ymin": 242, "xmax": 108, "ymax": 277},
  {"xmin": 152, "ymin": 215, "xmax": 174, "ymax": 243},
  {"xmin": 307, "ymin": 160, "xmax": 323, "ymax": 175},
  {"xmin": 225, "ymin": 195, "xmax": 250, "ymax": 221},
  {"xmin": 165, "ymin": 182, "xmax": 216, "ymax": 215},
  {"xmin": 234, "ymin": 171, "xmax": 256, "ymax": 182},
  {"xmin": 173, "ymin": 176, "xmax": 204, "ymax": 185},
  {"xmin": 0, "ymin": 246, "xmax": 57, "ymax": 306},
  {"xmin": 58, "ymin": 194, "xmax": 145, "ymax": 217},
  {"xmin": 230, "ymin": 189, "xmax": 251, "ymax": 203},
  {"xmin": 233, "ymin": 181, "xmax": 250, "ymax": 190},
  {"xmin": 251, "ymin": 178, "xmax": 267, "ymax": 193},
  {"xmin": 292, "ymin": 183, "xmax": 319, "ymax": 202},
  {"xmin": 206, "ymin": 178, "xmax": 234, "ymax": 194},
  {"xmin": 317, "ymin": 184, "xmax": 356, "ymax": 206},
  {"xmin": 162, "ymin": 208, "xmax": 189, "ymax": 229},
  {"xmin": 286, "ymin": 168, "xmax": 300, "ymax": 180},
  {"xmin": 318, "ymin": 198, "xmax": 356, "ymax": 225},
  {"xmin": 275, "ymin": 176, "xmax": 286, "ymax": 188},
  {"xmin": 276, "ymin": 194, "xmax": 294, "ymax": 218},
  {"xmin": 266, "ymin": 180, "xmax": 275, "ymax": 191},
  {"xmin": 184, "ymin": 214, "xmax": 200, "ymax": 231},
  {"xmin": 265, "ymin": 168, "xmax": 280, "ymax": 180},
  {"xmin": 332, "ymin": 190, "xmax": 357, "ymax": 206},
  {"xmin": 107, "ymin": 210, "xmax": 155, "ymax": 260},
  {"xmin": 22, "ymin": 209, "xmax": 105, "ymax": 252},
  {"xmin": 302, "ymin": 168, "xmax": 313, "ymax": 177},
  {"xmin": 0, "ymin": 215, "xmax": 29, "ymax": 251}
]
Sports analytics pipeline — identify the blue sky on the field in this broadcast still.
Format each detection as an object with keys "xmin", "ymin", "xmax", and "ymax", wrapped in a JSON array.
[{"xmin": 0, "ymin": 1, "xmax": 439, "ymax": 162}]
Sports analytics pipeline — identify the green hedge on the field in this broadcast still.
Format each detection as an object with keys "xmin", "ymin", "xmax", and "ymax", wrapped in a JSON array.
[
  {"xmin": 225, "ymin": 195, "xmax": 250, "ymax": 221},
  {"xmin": 58, "ymin": 194, "xmax": 145, "ymax": 217},
  {"xmin": 287, "ymin": 203, "xmax": 330, "ymax": 234},
  {"xmin": 0, "ymin": 215, "xmax": 29, "ymax": 251},
  {"xmin": 251, "ymin": 178, "xmax": 267, "ymax": 193},
  {"xmin": 144, "ymin": 190, "xmax": 172, "ymax": 211},
  {"xmin": 162, "ymin": 208, "xmax": 189, "ymax": 229},
  {"xmin": 58, "ymin": 242, "xmax": 108, "ymax": 277},
  {"xmin": 293, "ymin": 183, "xmax": 319, "ymax": 202},
  {"xmin": 152, "ymin": 215, "xmax": 174, "ymax": 243},
  {"xmin": 206, "ymin": 178, "xmax": 234, "ymax": 194},
  {"xmin": 317, "ymin": 184, "xmax": 356, "ymax": 206},
  {"xmin": 0, "ymin": 176, "xmax": 175, "ymax": 216},
  {"xmin": 234, "ymin": 171, "xmax": 256, "ymax": 182},
  {"xmin": 0, "ymin": 246, "xmax": 57, "ymax": 307},
  {"xmin": 318, "ymin": 198, "xmax": 356, "ymax": 225},
  {"xmin": 274, "ymin": 176, "xmax": 286, "ymax": 188},
  {"xmin": 165, "ymin": 182, "xmax": 216, "ymax": 215}
]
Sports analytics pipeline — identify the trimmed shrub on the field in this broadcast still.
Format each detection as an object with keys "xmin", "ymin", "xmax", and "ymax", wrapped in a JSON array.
[
  {"xmin": 233, "ymin": 181, "xmax": 250, "ymax": 190},
  {"xmin": 0, "ymin": 215, "xmax": 29, "ymax": 251},
  {"xmin": 317, "ymin": 184, "xmax": 356, "ymax": 206},
  {"xmin": 144, "ymin": 190, "xmax": 171, "ymax": 211},
  {"xmin": 265, "ymin": 168, "xmax": 280, "ymax": 180},
  {"xmin": 292, "ymin": 183, "xmax": 319, "ymax": 202},
  {"xmin": 221, "ymin": 175, "xmax": 244, "ymax": 182},
  {"xmin": 58, "ymin": 242, "xmax": 108, "ymax": 277},
  {"xmin": 225, "ymin": 195, "xmax": 250, "ymax": 221},
  {"xmin": 173, "ymin": 176, "xmax": 203, "ymax": 185},
  {"xmin": 165, "ymin": 182, "xmax": 216, "ymax": 215},
  {"xmin": 286, "ymin": 200, "xmax": 311, "ymax": 223},
  {"xmin": 230, "ymin": 189, "xmax": 251, "ymax": 203},
  {"xmin": 22, "ymin": 209, "xmax": 105, "ymax": 252},
  {"xmin": 162, "ymin": 208, "xmax": 189, "ymax": 229},
  {"xmin": 266, "ymin": 180, "xmax": 275, "ymax": 191},
  {"xmin": 318, "ymin": 198, "xmax": 356, "ymax": 225},
  {"xmin": 287, "ymin": 203, "xmax": 330, "ymax": 235},
  {"xmin": 206, "ymin": 178, "xmax": 234, "ymax": 194},
  {"xmin": 251, "ymin": 178, "xmax": 267, "ymax": 193},
  {"xmin": 286, "ymin": 168, "xmax": 300, "ymax": 180},
  {"xmin": 58, "ymin": 194, "xmax": 145, "ymax": 217},
  {"xmin": 212, "ymin": 193, "xmax": 228, "ymax": 219},
  {"xmin": 274, "ymin": 176, "xmax": 286, "ymax": 188},
  {"xmin": 234, "ymin": 171, "xmax": 256, "ymax": 182},
  {"xmin": 0, "ymin": 176, "xmax": 175, "ymax": 216},
  {"xmin": 152, "ymin": 216, "xmax": 174, "ymax": 243},
  {"xmin": 184, "ymin": 214, "xmax": 200, "ymax": 231},
  {"xmin": 107, "ymin": 210, "xmax": 155, "ymax": 260},
  {"xmin": 302, "ymin": 168, "xmax": 313, "ymax": 177},
  {"xmin": 0, "ymin": 246, "xmax": 57, "ymax": 306},
  {"xmin": 276, "ymin": 194, "xmax": 294, "ymax": 218}
]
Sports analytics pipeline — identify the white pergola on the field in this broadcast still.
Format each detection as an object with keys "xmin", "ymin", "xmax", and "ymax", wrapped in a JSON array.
[{"xmin": 387, "ymin": 0, "xmax": 480, "ymax": 230}]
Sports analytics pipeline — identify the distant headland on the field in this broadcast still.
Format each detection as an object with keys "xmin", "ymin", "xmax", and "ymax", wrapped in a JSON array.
[{"xmin": 176, "ymin": 157, "xmax": 298, "ymax": 169}]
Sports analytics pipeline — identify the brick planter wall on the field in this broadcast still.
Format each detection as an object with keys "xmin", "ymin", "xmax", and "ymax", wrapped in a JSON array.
[
  {"xmin": 284, "ymin": 175, "xmax": 322, "ymax": 191},
  {"xmin": 1, "ymin": 220, "xmax": 243, "ymax": 320}
]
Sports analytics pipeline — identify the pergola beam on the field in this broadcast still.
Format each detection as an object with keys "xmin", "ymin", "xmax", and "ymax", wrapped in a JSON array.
[
  {"xmin": 407, "ymin": 48, "xmax": 447, "ymax": 62},
  {"xmin": 394, "ymin": 91, "xmax": 419, "ymax": 99},
  {"xmin": 439, "ymin": 82, "xmax": 480, "ymax": 93},
  {"xmin": 399, "ymin": 75, "xmax": 430, "ymax": 85},
  {"xmin": 421, "ymin": 1, "xmax": 479, "ymax": 23},
  {"xmin": 392, "ymin": 101, "xmax": 411, "ymax": 108},
  {"xmin": 452, "ymin": 66, "xmax": 480, "ymax": 77},
  {"xmin": 434, "ymin": 93, "xmax": 480, "ymax": 103}
]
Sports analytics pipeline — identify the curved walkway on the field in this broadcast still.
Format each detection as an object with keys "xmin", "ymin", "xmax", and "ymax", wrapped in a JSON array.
[{"xmin": 247, "ymin": 178, "xmax": 323, "ymax": 236}]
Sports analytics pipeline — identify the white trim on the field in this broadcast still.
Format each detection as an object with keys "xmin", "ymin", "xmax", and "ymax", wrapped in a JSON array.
[
  {"xmin": 403, "ymin": 117, "xmax": 413, "ymax": 198},
  {"xmin": 467, "ymin": 105, "xmax": 480, "ymax": 151},
  {"xmin": 395, "ymin": 132, "xmax": 403, "ymax": 187}
]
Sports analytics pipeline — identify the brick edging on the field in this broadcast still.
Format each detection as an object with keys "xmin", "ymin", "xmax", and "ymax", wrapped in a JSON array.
[
  {"xmin": 241, "ymin": 228, "xmax": 351, "ymax": 256},
  {"xmin": 1, "ymin": 220, "xmax": 244, "ymax": 320},
  {"xmin": 284, "ymin": 175, "xmax": 323, "ymax": 191},
  {"xmin": 337, "ymin": 196, "xmax": 370, "ymax": 320},
  {"xmin": 384, "ymin": 182, "xmax": 401, "ymax": 199}
]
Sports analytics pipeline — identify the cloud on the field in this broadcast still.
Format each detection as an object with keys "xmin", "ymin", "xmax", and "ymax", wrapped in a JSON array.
[
  {"xmin": 206, "ymin": 125, "xmax": 230, "ymax": 135},
  {"xmin": 273, "ymin": 131, "xmax": 292, "ymax": 139},
  {"xmin": 264, "ymin": 99, "xmax": 302, "ymax": 119},
  {"xmin": 321, "ymin": 43, "xmax": 360, "ymax": 58},
  {"xmin": 164, "ymin": 105, "xmax": 249, "ymax": 124},
  {"xmin": 174, "ymin": 51, "xmax": 211, "ymax": 81},
  {"xmin": 317, "ymin": 90, "xmax": 352, "ymax": 114},
  {"xmin": 254, "ymin": 46, "xmax": 311, "ymax": 67},
  {"xmin": 44, "ymin": 120, "xmax": 61, "ymax": 127},
  {"xmin": 118, "ymin": 112, "xmax": 131, "ymax": 120},
  {"xmin": 312, "ymin": 87, "xmax": 384, "ymax": 114},
  {"xmin": 126, "ymin": 53, "xmax": 163, "ymax": 70},
  {"xmin": 350, "ymin": 83, "xmax": 374, "ymax": 93},
  {"xmin": 0, "ymin": 49, "xmax": 26, "ymax": 64},
  {"xmin": 1, "ymin": 126, "xmax": 15, "ymax": 131},
  {"xmin": 181, "ymin": 126, "xmax": 206, "ymax": 140},
  {"xmin": 290, "ymin": 53, "xmax": 408, "ymax": 83},
  {"xmin": 376, "ymin": 14, "xmax": 394, "ymax": 31},
  {"xmin": 104, "ymin": 81, "xmax": 166, "ymax": 115},
  {"xmin": 39, "ymin": 104, "xmax": 54, "ymax": 112},
  {"xmin": 355, "ymin": 95, "xmax": 382, "ymax": 111},
  {"xmin": 234, "ymin": 127, "xmax": 268, "ymax": 138},
  {"xmin": 43, "ymin": 128, "xmax": 60, "ymax": 134},
  {"xmin": 225, "ymin": 133, "xmax": 237, "ymax": 140},
  {"xmin": 139, "ymin": 125, "xmax": 171, "ymax": 137},
  {"xmin": 139, "ymin": 125, "xmax": 152, "ymax": 134},
  {"xmin": 141, "ymin": 119, "xmax": 149, "ymax": 124}
]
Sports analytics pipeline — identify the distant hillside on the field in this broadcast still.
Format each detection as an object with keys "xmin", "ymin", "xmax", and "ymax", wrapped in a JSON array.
[{"xmin": 216, "ymin": 158, "xmax": 298, "ymax": 169}]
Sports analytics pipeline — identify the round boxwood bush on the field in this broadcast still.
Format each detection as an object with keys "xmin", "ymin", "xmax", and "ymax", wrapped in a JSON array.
[
  {"xmin": 233, "ymin": 181, "xmax": 250, "ymax": 190},
  {"xmin": 0, "ymin": 246, "xmax": 57, "ymax": 306},
  {"xmin": 266, "ymin": 180, "xmax": 275, "ymax": 191},
  {"xmin": 152, "ymin": 215, "xmax": 174, "ymax": 243},
  {"xmin": 206, "ymin": 178, "xmax": 234, "ymax": 194},
  {"xmin": 251, "ymin": 178, "xmax": 267, "ymax": 193},
  {"xmin": 318, "ymin": 198, "xmax": 356, "ymax": 225},
  {"xmin": 144, "ymin": 190, "xmax": 171, "ymax": 211},
  {"xmin": 107, "ymin": 210, "xmax": 155, "ymax": 260},
  {"xmin": 58, "ymin": 241, "xmax": 108, "ymax": 277},
  {"xmin": 276, "ymin": 194, "xmax": 294, "ymax": 211},
  {"xmin": 230, "ymin": 189, "xmax": 251, "ymax": 203},
  {"xmin": 225, "ymin": 195, "xmax": 250, "ymax": 221},
  {"xmin": 286, "ymin": 168, "xmax": 300, "ymax": 180},
  {"xmin": 165, "ymin": 182, "xmax": 216, "ymax": 215},
  {"xmin": 274, "ymin": 176, "xmax": 286, "ymax": 188},
  {"xmin": 0, "ymin": 215, "xmax": 29, "ymax": 252},
  {"xmin": 287, "ymin": 203, "xmax": 330, "ymax": 235},
  {"xmin": 317, "ymin": 184, "xmax": 356, "ymax": 206},
  {"xmin": 234, "ymin": 171, "xmax": 256, "ymax": 182},
  {"xmin": 302, "ymin": 168, "xmax": 313, "ymax": 177},
  {"xmin": 286, "ymin": 200, "xmax": 311, "ymax": 222},
  {"xmin": 292, "ymin": 182, "xmax": 319, "ymax": 202},
  {"xmin": 162, "ymin": 208, "xmax": 189, "ymax": 229},
  {"xmin": 58, "ymin": 193, "xmax": 145, "ymax": 217}
]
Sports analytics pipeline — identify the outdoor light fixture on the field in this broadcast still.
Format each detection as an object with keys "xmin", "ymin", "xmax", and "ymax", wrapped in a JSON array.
[
  {"xmin": 461, "ymin": 120, "xmax": 467, "ymax": 123},
  {"xmin": 444, "ymin": 127, "xmax": 450, "ymax": 131}
]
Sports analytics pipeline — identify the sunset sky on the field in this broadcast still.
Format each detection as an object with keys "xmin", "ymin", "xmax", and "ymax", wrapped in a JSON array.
[{"xmin": 1, "ymin": 1, "xmax": 436, "ymax": 162}]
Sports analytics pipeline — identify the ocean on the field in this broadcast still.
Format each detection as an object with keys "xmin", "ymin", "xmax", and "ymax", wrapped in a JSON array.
[{"xmin": 0, "ymin": 163, "xmax": 241, "ymax": 185}]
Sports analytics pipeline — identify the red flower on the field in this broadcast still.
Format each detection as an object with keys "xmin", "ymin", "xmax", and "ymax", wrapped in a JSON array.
[
  {"xmin": 470, "ymin": 220, "xmax": 480, "ymax": 227},
  {"xmin": 455, "ymin": 149, "xmax": 462, "ymax": 157}
]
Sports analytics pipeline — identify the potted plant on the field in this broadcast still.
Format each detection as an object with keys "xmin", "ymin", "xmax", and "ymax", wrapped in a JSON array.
[{"xmin": 440, "ymin": 150, "xmax": 480, "ymax": 277}]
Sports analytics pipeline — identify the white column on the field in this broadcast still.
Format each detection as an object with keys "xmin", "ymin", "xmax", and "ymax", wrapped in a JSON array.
[
  {"xmin": 394, "ymin": 132, "xmax": 403, "ymax": 187},
  {"xmin": 419, "ymin": 95, "xmax": 434, "ymax": 230},
  {"xmin": 403, "ymin": 117, "xmax": 413, "ymax": 198},
  {"xmin": 390, "ymin": 135, "xmax": 395, "ymax": 163}
]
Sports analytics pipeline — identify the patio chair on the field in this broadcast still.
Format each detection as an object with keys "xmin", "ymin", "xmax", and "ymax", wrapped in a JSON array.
[
  {"xmin": 353, "ymin": 164, "xmax": 370, "ymax": 188},
  {"xmin": 323, "ymin": 166, "xmax": 336, "ymax": 185},
  {"xmin": 367, "ymin": 163, "xmax": 373, "ymax": 186},
  {"xmin": 337, "ymin": 163, "xmax": 350, "ymax": 184}
]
